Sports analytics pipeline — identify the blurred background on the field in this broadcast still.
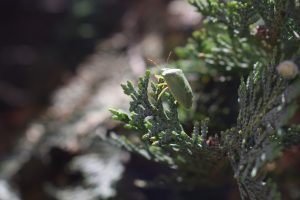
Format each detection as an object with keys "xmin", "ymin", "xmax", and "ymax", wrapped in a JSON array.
[
  {"xmin": 1, "ymin": 0, "xmax": 300, "ymax": 200},
  {"xmin": 0, "ymin": 0, "xmax": 208, "ymax": 199}
]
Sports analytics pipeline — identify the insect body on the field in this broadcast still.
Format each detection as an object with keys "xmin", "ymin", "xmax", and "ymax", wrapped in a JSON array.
[{"xmin": 161, "ymin": 68, "xmax": 193, "ymax": 109}]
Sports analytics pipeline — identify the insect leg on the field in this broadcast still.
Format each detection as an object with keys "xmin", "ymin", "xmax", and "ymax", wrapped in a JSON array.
[{"xmin": 158, "ymin": 86, "xmax": 169, "ymax": 100}]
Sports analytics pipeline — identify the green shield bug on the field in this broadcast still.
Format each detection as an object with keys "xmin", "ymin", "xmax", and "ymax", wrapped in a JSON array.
[
  {"xmin": 148, "ymin": 53, "xmax": 194, "ymax": 109},
  {"xmin": 160, "ymin": 68, "xmax": 194, "ymax": 109}
]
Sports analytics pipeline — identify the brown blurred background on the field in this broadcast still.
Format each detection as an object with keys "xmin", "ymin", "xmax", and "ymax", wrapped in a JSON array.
[{"xmin": 0, "ymin": 1, "xmax": 212, "ymax": 200}]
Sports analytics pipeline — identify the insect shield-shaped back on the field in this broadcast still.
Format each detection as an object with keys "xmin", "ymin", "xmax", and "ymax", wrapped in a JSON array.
[{"xmin": 161, "ymin": 68, "xmax": 193, "ymax": 109}]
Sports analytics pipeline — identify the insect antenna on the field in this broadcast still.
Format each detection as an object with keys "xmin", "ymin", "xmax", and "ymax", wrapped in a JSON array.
[
  {"xmin": 147, "ymin": 58, "xmax": 160, "ymax": 68},
  {"xmin": 166, "ymin": 51, "xmax": 172, "ymax": 65},
  {"xmin": 147, "ymin": 58, "xmax": 163, "ymax": 80}
]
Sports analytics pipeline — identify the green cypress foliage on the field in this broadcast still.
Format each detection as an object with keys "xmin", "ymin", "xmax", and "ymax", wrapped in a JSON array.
[{"xmin": 110, "ymin": 1, "xmax": 300, "ymax": 199}]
